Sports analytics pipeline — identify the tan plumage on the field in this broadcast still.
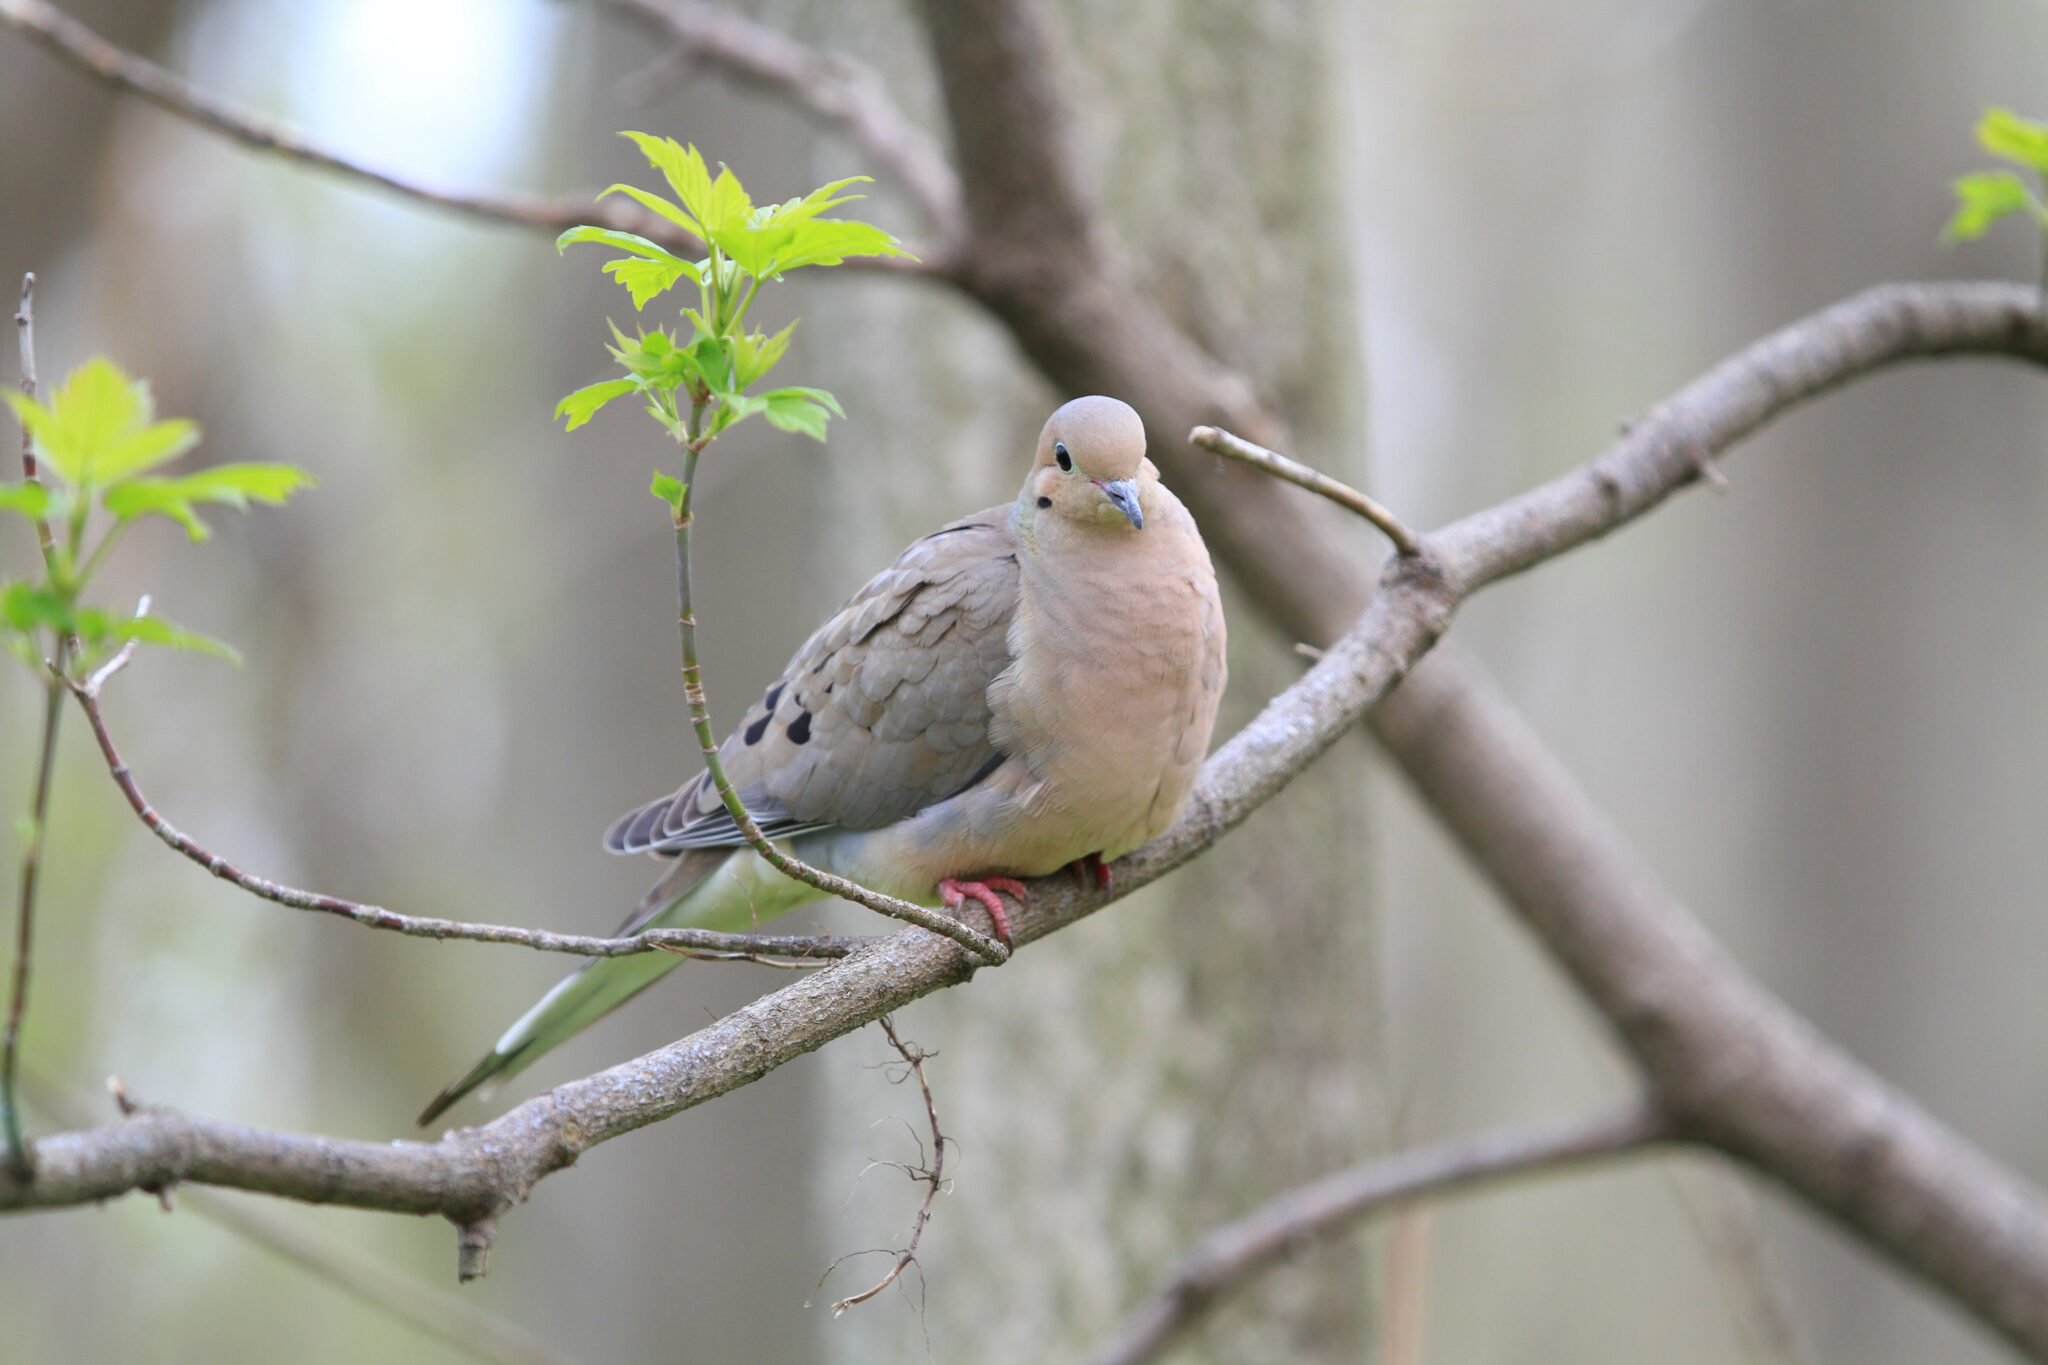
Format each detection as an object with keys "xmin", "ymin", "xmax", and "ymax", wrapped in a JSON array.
[{"xmin": 420, "ymin": 396, "xmax": 1225, "ymax": 1125}]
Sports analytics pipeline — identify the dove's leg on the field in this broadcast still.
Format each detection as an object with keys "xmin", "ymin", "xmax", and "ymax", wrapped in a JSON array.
[
  {"xmin": 1065, "ymin": 852, "xmax": 1113, "ymax": 893},
  {"xmin": 939, "ymin": 876, "xmax": 1028, "ymax": 946}
]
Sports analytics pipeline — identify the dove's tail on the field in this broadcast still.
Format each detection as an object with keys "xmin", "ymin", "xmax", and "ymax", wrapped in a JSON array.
[{"xmin": 416, "ymin": 845, "xmax": 821, "ymax": 1128}]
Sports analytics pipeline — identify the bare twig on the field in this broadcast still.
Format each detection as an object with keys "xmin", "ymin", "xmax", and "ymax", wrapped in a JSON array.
[
  {"xmin": 1668, "ymin": 1163, "xmax": 1812, "ymax": 1365},
  {"xmin": 0, "ymin": 0, "xmax": 931, "ymax": 274},
  {"xmin": 828, "ymin": 1016, "xmax": 946, "ymax": 1314},
  {"xmin": 0, "ymin": 671, "xmax": 59, "ymax": 1182},
  {"xmin": 79, "ymin": 593, "xmax": 146, "ymax": 695},
  {"xmin": 668, "ymin": 437, "xmax": 1009, "ymax": 965},
  {"xmin": 1086, "ymin": 1104, "xmax": 1669, "ymax": 1365},
  {"xmin": 595, "ymin": 0, "xmax": 967, "ymax": 255},
  {"xmin": 1, "ymin": 274, "xmax": 52, "ymax": 1180},
  {"xmin": 12, "ymin": 273, "xmax": 56, "ymax": 562},
  {"xmin": 1189, "ymin": 425, "xmax": 1422, "ymax": 556},
  {"xmin": 65, "ymin": 681, "xmax": 865, "ymax": 964}
]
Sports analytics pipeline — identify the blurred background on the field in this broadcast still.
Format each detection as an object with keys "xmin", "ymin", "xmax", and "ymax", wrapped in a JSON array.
[{"xmin": 3, "ymin": 1, "xmax": 2047, "ymax": 1362}]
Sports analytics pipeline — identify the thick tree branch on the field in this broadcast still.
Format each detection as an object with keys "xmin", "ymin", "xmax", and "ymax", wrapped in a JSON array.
[
  {"xmin": 1376, "ymin": 643, "xmax": 2048, "ymax": 1357},
  {"xmin": 1086, "ymin": 1103, "xmax": 1671, "ymax": 1365}
]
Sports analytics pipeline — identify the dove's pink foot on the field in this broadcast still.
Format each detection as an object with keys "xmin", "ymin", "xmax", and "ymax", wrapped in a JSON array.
[
  {"xmin": 1064, "ymin": 852, "xmax": 1113, "ymax": 893},
  {"xmin": 938, "ymin": 876, "xmax": 1028, "ymax": 946}
]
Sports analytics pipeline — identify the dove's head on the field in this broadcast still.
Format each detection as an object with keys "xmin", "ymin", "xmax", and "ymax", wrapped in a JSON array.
[{"xmin": 1022, "ymin": 396, "xmax": 1154, "ymax": 533}]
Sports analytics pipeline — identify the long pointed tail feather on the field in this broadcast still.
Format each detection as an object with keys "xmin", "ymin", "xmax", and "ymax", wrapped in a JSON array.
[{"xmin": 416, "ymin": 846, "xmax": 818, "ymax": 1127}]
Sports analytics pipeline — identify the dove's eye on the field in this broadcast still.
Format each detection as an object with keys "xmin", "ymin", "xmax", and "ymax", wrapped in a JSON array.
[{"xmin": 1055, "ymin": 442, "xmax": 1073, "ymax": 472}]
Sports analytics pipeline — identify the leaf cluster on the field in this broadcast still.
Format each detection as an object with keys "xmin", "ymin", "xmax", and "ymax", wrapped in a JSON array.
[
  {"xmin": 1946, "ymin": 108, "xmax": 2048, "ymax": 243},
  {"xmin": 1, "ymin": 357, "xmax": 311, "ymax": 672},
  {"xmin": 554, "ymin": 135, "xmax": 907, "ymax": 500}
]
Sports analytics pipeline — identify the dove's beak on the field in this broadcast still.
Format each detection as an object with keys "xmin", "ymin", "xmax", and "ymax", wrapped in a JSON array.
[{"xmin": 1096, "ymin": 478, "xmax": 1144, "ymax": 530}]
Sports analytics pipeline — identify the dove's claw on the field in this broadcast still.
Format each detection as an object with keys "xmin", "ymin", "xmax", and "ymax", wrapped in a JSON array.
[{"xmin": 939, "ymin": 876, "xmax": 1028, "ymax": 946}]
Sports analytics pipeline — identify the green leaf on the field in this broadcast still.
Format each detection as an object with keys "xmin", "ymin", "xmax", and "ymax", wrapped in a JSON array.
[
  {"xmin": 0, "ymin": 581, "xmax": 71, "ymax": 634},
  {"xmin": 103, "ymin": 483, "xmax": 207, "ymax": 539},
  {"xmin": 1945, "ymin": 169, "xmax": 2039, "ymax": 241},
  {"xmin": 758, "ymin": 177, "xmax": 872, "ymax": 227},
  {"xmin": 620, "ymin": 134, "xmax": 721, "ymax": 233},
  {"xmin": 730, "ymin": 323, "xmax": 796, "ymax": 391},
  {"xmin": 688, "ymin": 335, "xmax": 735, "ymax": 395},
  {"xmin": 649, "ymin": 470, "xmax": 688, "ymax": 517},
  {"xmin": 769, "ymin": 218, "xmax": 911, "ymax": 273},
  {"xmin": 598, "ymin": 183, "xmax": 704, "ymax": 240},
  {"xmin": 758, "ymin": 386, "xmax": 844, "ymax": 442},
  {"xmin": 608, "ymin": 257, "xmax": 695, "ymax": 309},
  {"xmin": 2, "ymin": 357, "xmax": 201, "ymax": 486},
  {"xmin": 622, "ymin": 135, "xmax": 752, "ymax": 238},
  {"xmin": 558, "ymin": 226, "xmax": 704, "ymax": 309},
  {"xmin": 556, "ymin": 378, "xmax": 638, "ymax": 431},
  {"xmin": 71, "ymin": 605, "xmax": 115, "ymax": 646},
  {"xmin": 708, "ymin": 221, "xmax": 795, "ymax": 281},
  {"xmin": 102, "ymin": 463, "xmax": 313, "ymax": 541},
  {"xmin": 711, "ymin": 216, "xmax": 911, "ymax": 281},
  {"xmin": 555, "ymin": 226, "xmax": 698, "ymax": 267},
  {"xmin": 1978, "ymin": 107, "xmax": 2048, "ymax": 175},
  {"xmin": 0, "ymin": 480, "xmax": 50, "ymax": 521},
  {"xmin": 112, "ymin": 613, "xmax": 241, "ymax": 664}
]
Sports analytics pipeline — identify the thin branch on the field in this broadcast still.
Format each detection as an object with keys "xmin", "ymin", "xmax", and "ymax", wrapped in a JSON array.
[
  {"xmin": 828, "ymin": 1016, "xmax": 946, "ymax": 1315},
  {"xmin": 0, "ymin": 0, "xmax": 931, "ymax": 274},
  {"xmin": 65, "ymin": 680, "xmax": 865, "ymax": 964},
  {"xmin": 79, "ymin": 592, "xmax": 146, "ymax": 695},
  {"xmin": 668, "ymin": 437, "xmax": 1008, "ymax": 965},
  {"xmin": 1, "ymin": 276, "xmax": 52, "ymax": 1181},
  {"xmin": 13, "ymin": 273, "xmax": 56, "ymax": 561},
  {"xmin": 1086, "ymin": 1104, "xmax": 1670, "ymax": 1365},
  {"xmin": 1, "ymin": 670, "xmax": 60, "ymax": 1180},
  {"xmin": 1189, "ymin": 424, "xmax": 1421, "ymax": 556},
  {"xmin": 595, "ymin": 0, "xmax": 967, "ymax": 255}
]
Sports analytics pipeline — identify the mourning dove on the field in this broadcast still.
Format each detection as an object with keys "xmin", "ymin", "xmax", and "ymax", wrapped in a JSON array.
[{"xmin": 418, "ymin": 396, "xmax": 1225, "ymax": 1125}]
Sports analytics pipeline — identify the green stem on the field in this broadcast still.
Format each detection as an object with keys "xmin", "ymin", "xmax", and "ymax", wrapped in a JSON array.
[
  {"xmin": 665, "ymin": 405, "xmax": 1007, "ymax": 964},
  {"xmin": 730, "ymin": 271, "xmax": 765, "ymax": 331},
  {"xmin": 76, "ymin": 519, "xmax": 130, "ymax": 591},
  {"xmin": 2, "ymin": 663, "xmax": 64, "ymax": 1178}
]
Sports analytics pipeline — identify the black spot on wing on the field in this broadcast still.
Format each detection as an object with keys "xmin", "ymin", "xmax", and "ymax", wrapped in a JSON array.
[
  {"xmin": 787, "ymin": 711, "xmax": 813, "ymax": 745},
  {"xmin": 743, "ymin": 713, "xmax": 770, "ymax": 746},
  {"xmin": 762, "ymin": 681, "xmax": 785, "ymax": 712}
]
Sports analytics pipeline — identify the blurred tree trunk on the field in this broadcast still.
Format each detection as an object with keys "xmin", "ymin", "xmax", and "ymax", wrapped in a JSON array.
[{"xmin": 798, "ymin": 3, "xmax": 1385, "ymax": 1361}]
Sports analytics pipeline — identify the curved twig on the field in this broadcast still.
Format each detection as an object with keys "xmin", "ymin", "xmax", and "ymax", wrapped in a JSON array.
[{"xmin": 1188, "ymin": 424, "xmax": 1422, "ymax": 556}]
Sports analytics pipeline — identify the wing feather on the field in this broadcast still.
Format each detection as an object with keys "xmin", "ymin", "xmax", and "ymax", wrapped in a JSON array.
[{"xmin": 604, "ymin": 506, "xmax": 1019, "ymax": 855}]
